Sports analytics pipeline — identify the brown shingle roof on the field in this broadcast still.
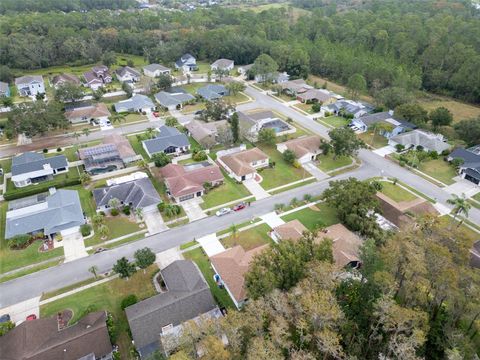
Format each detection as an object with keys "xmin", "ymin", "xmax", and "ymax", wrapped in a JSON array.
[
  {"xmin": 316, "ymin": 224, "xmax": 362, "ymax": 268},
  {"xmin": 273, "ymin": 219, "xmax": 308, "ymax": 241},
  {"xmin": 185, "ymin": 120, "xmax": 227, "ymax": 142},
  {"xmin": 210, "ymin": 245, "xmax": 269, "ymax": 304},
  {"xmin": 103, "ymin": 134, "xmax": 136, "ymax": 159},
  {"xmin": 219, "ymin": 148, "xmax": 269, "ymax": 177},
  {"xmin": 52, "ymin": 73, "xmax": 81, "ymax": 87},
  {"xmin": 297, "ymin": 89, "xmax": 333, "ymax": 103},
  {"xmin": 64, "ymin": 103, "xmax": 111, "ymax": 120},
  {"xmin": 282, "ymin": 135, "xmax": 322, "ymax": 158}
]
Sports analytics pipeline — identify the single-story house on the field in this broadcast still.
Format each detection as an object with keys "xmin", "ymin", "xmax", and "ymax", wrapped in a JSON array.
[
  {"xmin": 185, "ymin": 119, "xmax": 228, "ymax": 148},
  {"xmin": 324, "ymin": 99, "xmax": 368, "ymax": 118},
  {"xmin": 115, "ymin": 66, "xmax": 141, "ymax": 83},
  {"xmin": 210, "ymin": 245, "xmax": 269, "ymax": 309},
  {"xmin": 447, "ymin": 145, "xmax": 480, "ymax": 185},
  {"xmin": 350, "ymin": 111, "xmax": 417, "ymax": 137},
  {"xmin": 218, "ymin": 147, "xmax": 269, "ymax": 182},
  {"xmin": 276, "ymin": 135, "xmax": 322, "ymax": 164},
  {"xmin": 154, "ymin": 88, "xmax": 195, "ymax": 111},
  {"xmin": 197, "ymin": 84, "xmax": 229, "ymax": 101},
  {"xmin": 64, "ymin": 102, "xmax": 111, "ymax": 124},
  {"xmin": 0, "ymin": 311, "xmax": 113, "ymax": 360},
  {"xmin": 11, "ymin": 152, "xmax": 69, "ymax": 188},
  {"xmin": 211, "ymin": 58, "xmax": 234, "ymax": 72},
  {"xmin": 388, "ymin": 129, "xmax": 452, "ymax": 154},
  {"xmin": 0, "ymin": 81, "xmax": 10, "ymax": 97},
  {"xmin": 238, "ymin": 110, "xmax": 295, "ymax": 141},
  {"xmin": 254, "ymin": 71, "xmax": 289, "ymax": 84},
  {"xmin": 83, "ymin": 65, "xmax": 112, "ymax": 90},
  {"xmin": 126, "ymin": 260, "xmax": 218, "ymax": 358},
  {"xmin": 15, "ymin": 75, "xmax": 45, "ymax": 97},
  {"xmin": 114, "ymin": 94, "xmax": 156, "ymax": 113},
  {"xmin": 142, "ymin": 125, "xmax": 190, "ymax": 158},
  {"xmin": 51, "ymin": 73, "xmax": 81, "ymax": 89},
  {"xmin": 93, "ymin": 177, "xmax": 161, "ymax": 212},
  {"xmin": 5, "ymin": 188, "xmax": 85, "ymax": 240},
  {"xmin": 238, "ymin": 64, "xmax": 253, "ymax": 75},
  {"xmin": 271, "ymin": 219, "xmax": 308, "ymax": 242},
  {"xmin": 143, "ymin": 63, "xmax": 171, "ymax": 78},
  {"xmin": 297, "ymin": 89, "xmax": 335, "ymax": 104},
  {"xmin": 175, "ymin": 53, "xmax": 197, "ymax": 71},
  {"xmin": 279, "ymin": 79, "xmax": 313, "ymax": 96},
  {"xmin": 160, "ymin": 162, "xmax": 224, "ymax": 203}
]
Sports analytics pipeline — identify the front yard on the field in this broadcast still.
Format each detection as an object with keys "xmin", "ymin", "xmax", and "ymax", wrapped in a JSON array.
[
  {"xmin": 221, "ymin": 223, "xmax": 273, "ymax": 251},
  {"xmin": 127, "ymin": 133, "xmax": 150, "ymax": 160},
  {"xmin": 84, "ymin": 216, "xmax": 144, "ymax": 247},
  {"xmin": 281, "ymin": 203, "xmax": 339, "ymax": 231},
  {"xmin": 417, "ymin": 159, "xmax": 457, "ymax": 185},
  {"xmin": 358, "ymin": 131, "xmax": 389, "ymax": 149},
  {"xmin": 320, "ymin": 116, "xmax": 350, "ymax": 128},
  {"xmin": 379, "ymin": 182, "xmax": 418, "ymax": 203},
  {"xmin": 113, "ymin": 113, "xmax": 148, "ymax": 127},
  {"xmin": 316, "ymin": 153, "xmax": 353, "ymax": 172},
  {"xmin": 200, "ymin": 170, "xmax": 252, "ymax": 210}
]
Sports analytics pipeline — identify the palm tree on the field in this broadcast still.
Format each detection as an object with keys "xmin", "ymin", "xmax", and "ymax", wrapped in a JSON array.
[
  {"xmin": 229, "ymin": 223, "xmax": 238, "ymax": 244},
  {"xmin": 108, "ymin": 197, "xmax": 121, "ymax": 210},
  {"xmin": 290, "ymin": 197, "xmax": 299, "ymax": 208},
  {"xmin": 447, "ymin": 194, "xmax": 471, "ymax": 229},
  {"xmin": 88, "ymin": 265, "xmax": 99, "ymax": 279},
  {"xmin": 137, "ymin": 159, "xmax": 149, "ymax": 170},
  {"xmin": 274, "ymin": 203, "xmax": 286, "ymax": 213},
  {"xmin": 82, "ymin": 127, "xmax": 91, "ymax": 139},
  {"xmin": 79, "ymin": 171, "xmax": 91, "ymax": 185},
  {"xmin": 97, "ymin": 224, "xmax": 110, "ymax": 239},
  {"xmin": 92, "ymin": 213, "xmax": 105, "ymax": 227},
  {"xmin": 303, "ymin": 194, "xmax": 313, "ymax": 203},
  {"xmin": 146, "ymin": 127, "xmax": 156, "ymax": 139},
  {"xmin": 164, "ymin": 204, "xmax": 177, "ymax": 218},
  {"xmin": 111, "ymin": 114, "xmax": 126, "ymax": 134},
  {"xmin": 71, "ymin": 131, "xmax": 80, "ymax": 144},
  {"xmin": 135, "ymin": 207, "xmax": 144, "ymax": 222}
]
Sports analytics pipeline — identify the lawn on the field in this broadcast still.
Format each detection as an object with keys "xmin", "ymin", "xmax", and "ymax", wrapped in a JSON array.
[
  {"xmin": 257, "ymin": 145, "xmax": 306, "ymax": 190},
  {"xmin": 5, "ymin": 166, "xmax": 81, "ymax": 193},
  {"xmin": 127, "ymin": 133, "xmax": 149, "ymax": 160},
  {"xmin": 41, "ymin": 265, "xmax": 158, "ymax": 357},
  {"xmin": 417, "ymin": 159, "xmax": 457, "ymax": 185},
  {"xmin": 200, "ymin": 170, "xmax": 252, "ymax": 210},
  {"xmin": 294, "ymin": 103, "xmax": 317, "ymax": 114},
  {"xmin": 225, "ymin": 92, "xmax": 250, "ymax": 104},
  {"xmin": 417, "ymin": 99, "xmax": 480, "ymax": 123},
  {"xmin": 473, "ymin": 193, "xmax": 480, "ymax": 202},
  {"xmin": 0, "ymin": 259, "xmax": 60, "ymax": 283},
  {"xmin": 379, "ymin": 182, "xmax": 418, "ymax": 203},
  {"xmin": 307, "ymin": 75, "xmax": 375, "ymax": 104},
  {"xmin": 358, "ymin": 131, "xmax": 389, "ymax": 149},
  {"xmin": 85, "ymin": 216, "xmax": 143, "ymax": 247},
  {"xmin": 181, "ymin": 102, "xmax": 205, "ymax": 114},
  {"xmin": 281, "ymin": 203, "xmax": 339, "ymax": 231},
  {"xmin": 321, "ymin": 116, "xmax": 350, "ymax": 128},
  {"xmin": 183, "ymin": 247, "xmax": 236, "ymax": 309},
  {"xmin": 65, "ymin": 185, "xmax": 97, "ymax": 218},
  {"xmin": 316, "ymin": 153, "xmax": 353, "ymax": 172},
  {"xmin": 221, "ymin": 223, "xmax": 272, "ymax": 251},
  {"xmin": 0, "ymin": 158, "xmax": 12, "ymax": 173},
  {"xmin": 182, "ymin": 82, "xmax": 216, "ymax": 95},
  {"xmin": 193, "ymin": 61, "xmax": 211, "ymax": 74},
  {"xmin": 45, "ymin": 147, "xmax": 79, "ymax": 162},
  {"xmin": 114, "ymin": 113, "xmax": 148, "ymax": 127}
]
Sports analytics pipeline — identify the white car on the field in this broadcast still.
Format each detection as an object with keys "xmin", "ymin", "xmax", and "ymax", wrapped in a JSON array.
[{"xmin": 216, "ymin": 207, "xmax": 232, "ymax": 217}]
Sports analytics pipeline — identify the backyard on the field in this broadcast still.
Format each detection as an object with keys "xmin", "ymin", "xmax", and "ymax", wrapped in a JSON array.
[
  {"xmin": 316, "ymin": 153, "xmax": 353, "ymax": 172},
  {"xmin": 221, "ymin": 223, "xmax": 273, "ymax": 251},
  {"xmin": 379, "ymin": 181, "xmax": 418, "ymax": 203},
  {"xmin": 200, "ymin": 171, "xmax": 252, "ymax": 210},
  {"xmin": 281, "ymin": 203, "xmax": 339, "ymax": 231}
]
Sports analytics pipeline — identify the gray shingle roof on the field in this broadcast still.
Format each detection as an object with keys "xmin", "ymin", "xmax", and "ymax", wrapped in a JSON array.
[
  {"xmin": 197, "ymin": 84, "xmax": 229, "ymax": 101},
  {"xmin": 154, "ymin": 91, "xmax": 195, "ymax": 108},
  {"xmin": 15, "ymin": 75, "xmax": 43, "ymax": 86},
  {"xmin": 211, "ymin": 58, "xmax": 234, "ymax": 69},
  {"xmin": 92, "ymin": 177, "xmax": 161, "ymax": 210},
  {"xmin": 5, "ymin": 189, "xmax": 85, "ymax": 239},
  {"xmin": 356, "ymin": 111, "xmax": 418, "ymax": 129},
  {"xmin": 390, "ymin": 130, "xmax": 451, "ymax": 153},
  {"xmin": 125, "ymin": 260, "xmax": 216, "ymax": 357},
  {"xmin": 115, "ymin": 66, "xmax": 141, "ymax": 78},
  {"xmin": 143, "ymin": 64, "xmax": 170, "ymax": 72},
  {"xmin": 12, "ymin": 152, "xmax": 68, "ymax": 176},
  {"xmin": 142, "ymin": 126, "xmax": 190, "ymax": 155},
  {"xmin": 114, "ymin": 94, "xmax": 155, "ymax": 113}
]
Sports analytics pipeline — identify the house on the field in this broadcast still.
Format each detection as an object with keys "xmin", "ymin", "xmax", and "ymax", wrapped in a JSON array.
[
  {"xmin": 350, "ymin": 111, "xmax": 417, "ymax": 137},
  {"xmin": 78, "ymin": 134, "xmax": 137, "ymax": 174},
  {"xmin": 316, "ymin": 223, "xmax": 363, "ymax": 269},
  {"xmin": 15, "ymin": 75, "xmax": 45, "ymax": 97},
  {"xmin": 388, "ymin": 130, "xmax": 452, "ymax": 154},
  {"xmin": 271, "ymin": 219, "xmax": 308, "ymax": 242},
  {"xmin": 5, "ymin": 188, "xmax": 85, "ymax": 240},
  {"xmin": 254, "ymin": 71, "xmax": 289, "ymax": 84},
  {"xmin": 218, "ymin": 147, "xmax": 269, "ymax": 182},
  {"xmin": 51, "ymin": 73, "xmax": 81, "ymax": 89},
  {"xmin": 93, "ymin": 176, "xmax": 161, "ymax": 212},
  {"xmin": 276, "ymin": 135, "xmax": 323, "ymax": 163},
  {"xmin": 143, "ymin": 63, "xmax": 171, "ymax": 78},
  {"xmin": 197, "ymin": 84, "xmax": 229, "ymax": 101},
  {"xmin": 324, "ymin": 99, "xmax": 368, "ymax": 118},
  {"xmin": 210, "ymin": 245, "xmax": 269, "ymax": 309},
  {"xmin": 160, "ymin": 162, "xmax": 224, "ymax": 203},
  {"xmin": 185, "ymin": 119, "xmax": 228, "ymax": 148},
  {"xmin": 238, "ymin": 64, "xmax": 253, "ymax": 75},
  {"xmin": 83, "ymin": 65, "xmax": 112, "ymax": 90},
  {"xmin": 114, "ymin": 94, "xmax": 156, "ymax": 113},
  {"xmin": 279, "ymin": 79, "xmax": 313, "ymax": 96},
  {"xmin": 297, "ymin": 89, "xmax": 335, "ymax": 104},
  {"xmin": 0, "ymin": 311, "xmax": 112, "ymax": 360},
  {"xmin": 447, "ymin": 145, "xmax": 480, "ymax": 185},
  {"xmin": 237, "ymin": 110, "xmax": 295, "ymax": 141},
  {"xmin": 211, "ymin": 58, "xmax": 234, "ymax": 72},
  {"xmin": 154, "ymin": 88, "xmax": 195, "ymax": 110},
  {"xmin": 0, "ymin": 81, "xmax": 10, "ymax": 97},
  {"xmin": 142, "ymin": 125, "xmax": 190, "ymax": 158},
  {"xmin": 175, "ymin": 53, "xmax": 197, "ymax": 71},
  {"xmin": 125, "ymin": 260, "xmax": 218, "ymax": 358},
  {"xmin": 115, "ymin": 66, "xmax": 141, "ymax": 83},
  {"xmin": 11, "ymin": 152, "xmax": 68, "ymax": 188},
  {"xmin": 64, "ymin": 102, "xmax": 111, "ymax": 125}
]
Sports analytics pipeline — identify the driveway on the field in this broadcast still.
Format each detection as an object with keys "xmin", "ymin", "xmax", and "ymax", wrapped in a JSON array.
[
  {"xmin": 373, "ymin": 145, "xmax": 396, "ymax": 157},
  {"xmin": 243, "ymin": 178, "xmax": 270, "ymax": 200},
  {"xmin": 197, "ymin": 233, "xmax": 225, "ymax": 257},
  {"xmin": 444, "ymin": 179, "xmax": 480, "ymax": 198},
  {"xmin": 260, "ymin": 212, "xmax": 285, "ymax": 228},
  {"xmin": 0, "ymin": 296, "xmax": 40, "ymax": 325},
  {"xmin": 144, "ymin": 209, "xmax": 168, "ymax": 235},
  {"xmin": 182, "ymin": 198, "xmax": 207, "ymax": 221},
  {"xmin": 63, "ymin": 231, "xmax": 88, "ymax": 263},
  {"xmin": 302, "ymin": 161, "xmax": 329, "ymax": 181},
  {"xmin": 155, "ymin": 247, "xmax": 183, "ymax": 269}
]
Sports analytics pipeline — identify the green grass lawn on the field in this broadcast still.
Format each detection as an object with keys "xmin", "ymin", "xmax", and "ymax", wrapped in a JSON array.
[
  {"xmin": 379, "ymin": 182, "xmax": 418, "ymax": 203},
  {"xmin": 417, "ymin": 159, "xmax": 457, "ymax": 185},
  {"xmin": 221, "ymin": 223, "xmax": 272, "ymax": 251},
  {"xmin": 6, "ymin": 166, "xmax": 81, "ymax": 193},
  {"xmin": 193, "ymin": 61, "xmax": 211, "ymax": 74},
  {"xmin": 181, "ymin": 102, "xmax": 205, "ymax": 114},
  {"xmin": 473, "ymin": 193, "xmax": 480, "ymax": 202},
  {"xmin": 183, "ymin": 247, "xmax": 236, "ymax": 309},
  {"xmin": 269, "ymin": 178, "xmax": 317, "ymax": 195},
  {"xmin": 127, "ymin": 133, "xmax": 149, "ymax": 160},
  {"xmin": 257, "ymin": 145, "xmax": 306, "ymax": 189},
  {"xmin": 65, "ymin": 185, "xmax": 97, "ymax": 218},
  {"xmin": 0, "ymin": 158, "xmax": 12, "ymax": 173},
  {"xmin": 295, "ymin": 103, "xmax": 316, "ymax": 114},
  {"xmin": 200, "ymin": 170, "xmax": 252, "ymax": 210},
  {"xmin": 225, "ymin": 92, "xmax": 250, "ymax": 104},
  {"xmin": 44, "ymin": 147, "xmax": 80, "ymax": 162},
  {"xmin": 322, "ymin": 116, "xmax": 350, "ymax": 128},
  {"xmin": 0, "ymin": 259, "xmax": 61, "ymax": 283},
  {"xmin": 85, "ymin": 216, "xmax": 143, "ymax": 247},
  {"xmin": 281, "ymin": 203, "xmax": 339, "ymax": 231},
  {"xmin": 358, "ymin": 131, "xmax": 388, "ymax": 149},
  {"xmin": 41, "ymin": 265, "xmax": 158, "ymax": 356},
  {"xmin": 182, "ymin": 82, "xmax": 216, "ymax": 95},
  {"xmin": 316, "ymin": 153, "xmax": 353, "ymax": 172}
]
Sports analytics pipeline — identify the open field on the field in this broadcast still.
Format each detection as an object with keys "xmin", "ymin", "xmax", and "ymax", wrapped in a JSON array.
[
  {"xmin": 307, "ymin": 75, "xmax": 374, "ymax": 104},
  {"xmin": 417, "ymin": 98, "xmax": 480, "ymax": 123}
]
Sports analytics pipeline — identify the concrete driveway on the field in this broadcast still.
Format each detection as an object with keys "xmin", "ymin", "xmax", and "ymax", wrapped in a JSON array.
[
  {"xmin": 444, "ymin": 179, "xmax": 480, "ymax": 198},
  {"xmin": 182, "ymin": 198, "xmax": 207, "ymax": 221},
  {"xmin": 197, "ymin": 233, "xmax": 225, "ymax": 257},
  {"xmin": 302, "ymin": 161, "xmax": 329, "ymax": 181},
  {"xmin": 144, "ymin": 209, "xmax": 168, "ymax": 235},
  {"xmin": 63, "ymin": 231, "xmax": 88, "ymax": 263},
  {"xmin": 260, "ymin": 212, "xmax": 285, "ymax": 228},
  {"xmin": 0, "ymin": 296, "xmax": 40, "ymax": 324},
  {"xmin": 243, "ymin": 178, "xmax": 270, "ymax": 200},
  {"xmin": 373, "ymin": 145, "xmax": 396, "ymax": 157},
  {"xmin": 156, "ymin": 248, "xmax": 183, "ymax": 269}
]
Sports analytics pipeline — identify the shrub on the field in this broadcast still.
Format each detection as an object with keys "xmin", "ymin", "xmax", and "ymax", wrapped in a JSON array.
[
  {"xmin": 57, "ymin": 147, "xmax": 62, "ymax": 152},
  {"xmin": 99, "ymin": 211, "xmax": 106, "ymax": 216},
  {"xmin": 121, "ymin": 294, "xmax": 138, "ymax": 310},
  {"xmin": 152, "ymin": 152, "xmax": 171, "ymax": 167},
  {"xmin": 8, "ymin": 234, "xmax": 32, "ymax": 249},
  {"xmin": 157, "ymin": 202, "xmax": 165, "ymax": 212},
  {"xmin": 324, "ymin": 111, "xmax": 332, "ymax": 117},
  {"xmin": 282, "ymin": 149, "xmax": 296, "ymax": 165},
  {"xmin": 311, "ymin": 103, "xmax": 321, "ymax": 113},
  {"xmin": 80, "ymin": 224, "xmax": 92, "ymax": 237},
  {"xmin": 122, "ymin": 206, "xmax": 131, "ymax": 216},
  {"xmin": 43, "ymin": 148, "xmax": 48, "ymax": 153},
  {"xmin": 106, "ymin": 312, "xmax": 117, "ymax": 344},
  {"xmin": 428, "ymin": 151, "xmax": 438, "ymax": 159},
  {"xmin": 293, "ymin": 160, "xmax": 301, "ymax": 168},
  {"xmin": 399, "ymin": 160, "xmax": 406, "ymax": 167},
  {"xmin": 110, "ymin": 208, "xmax": 119, "ymax": 216},
  {"xmin": 192, "ymin": 150, "xmax": 207, "ymax": 161},
  {"xmin": 395, "ymin": 144, "xmax": 405, "ymax": 152},
  {"xmin": 3, "ymin": 177, "xmax": 81, "ymax": 201}
]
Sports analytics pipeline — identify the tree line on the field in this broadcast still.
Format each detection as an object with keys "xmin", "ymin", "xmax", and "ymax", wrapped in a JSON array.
[{"xmin": 0, "ymin": 0, "xmax": 137, "ymax": 14}]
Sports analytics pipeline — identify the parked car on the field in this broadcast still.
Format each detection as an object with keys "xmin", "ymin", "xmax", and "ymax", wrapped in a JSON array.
[
  {"xmin": 26, "ymin": 314, "xmax": 37, "ymax": 321},
  {"xmin": 195, "ymin": 110, "xmax": 204, "ymax": 115},
  {"xmin": 233, "ymin": 202, "xmax": 246, "ymax": 211},
  {"xmin": 0, "ymin": 314, "xmax": 10, "ymax": 323},
  {"xmin": 94, "ymin": 247, "xmax": 107, "ymax": 254},
  {"xmin": 216, "ymin": 207, "xmax": 232, "ymax": 217},
  {"xmin": 153, "ymin": 112, "xmax": 160, "ymax": 117}
]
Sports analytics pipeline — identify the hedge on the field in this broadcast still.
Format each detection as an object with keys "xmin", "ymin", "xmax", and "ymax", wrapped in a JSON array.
[{"xmin": 3, "ymin": 177, "xmax": 81, "ymax": 200}]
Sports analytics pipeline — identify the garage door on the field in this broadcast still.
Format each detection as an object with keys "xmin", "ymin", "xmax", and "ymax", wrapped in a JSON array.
[{"xmin": 179, "ymin": 194, "xmax": 195, "ymax": 202}]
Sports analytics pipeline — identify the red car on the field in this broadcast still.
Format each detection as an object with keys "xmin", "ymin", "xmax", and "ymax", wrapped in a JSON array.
[
  {"xmin": 26, "ymin": 314, "xmax": 37, "ymax": 321},
  {"xmin": 152, "ymin": 112, "xmax": 160, "ymax": 118},
  {"xmin": 233, "ymin": 202, "xmax": 246, "ymax": 211}
]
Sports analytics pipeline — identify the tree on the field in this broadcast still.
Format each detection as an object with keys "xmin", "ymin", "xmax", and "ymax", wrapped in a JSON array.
[
  {"xmin": 454, "ymin": 118, "xmax": 480, "ymax": 147},
  {"xmin": 71, "ymin": 131, "xmax": 80, "ymax": 143},
  {"xmin": 375, "ymin": 87, "xmax": 413, "ymax": 109},
  {"xmin": 165, "ymin": 116, "xmax": 178, "ymax": 127},
  {"xmin": 145, "ymin": 127, "xmax": 156, "ymax": 139},
  {"xmin": 229, "ymin": 223, "xmax": 238, "ymax": 240},
  {"xmin": 88, "ymin": 265, "xmax": 99, "ymax": 279},
  {"xmin": 226, "ymin": 81, "xmax": 246, "ymax": 96},
  {"xmin": 446, "ymin": 194, "xmax": 471, "ymax": 229},
  {"xmin": 347, "ymin": 73, "xmax": 367, "ymax": 100},
  {"xmin": 113, "ymin": 257, "xmax": 136, "ymax": 279},
  {"xmin": 82, "ymin": 127, "xmax": 91, "ymax": 139},
  {"xmin": 92, "ymin": 213, "xmax": 105, "ymax": 227},
  {"xmin": 394, "ymin": 103, "xmax": 428, "ymax": 125},
  {"xmin": 282, "ymin": 149, "xmax": 296, "ymax": 164},
  {"xmin": 328, "ymin": 127, "xmax": 365, "ymax": 159},
  {"xmin": 200, "ymin": 99, "xmax": 234, "ymax": 122},
  {"xmin": 2, "ymin": 97, "xmax": 13, "ymax": 107},
  {"xmin": 111, "ymin": 114, "xmax": 126, "ymax": 133},
  {"xmin": 79, "ymin": 171, "xmax": 91, "ymax": 185},
  {"xmin": 135, "ymin": 207, "xmax": 144, "ymax": 221},
  {"xmin": 0, "ymin": 321, "xmax": 15, "ymax": 336},
  {"xmin": 230, "ymin": 112, "xmax": 239, "ymax": 143},
  {"xmin": 156, "ymin": 74, "xmax": 173, "ymax": 92},
  {"xmin": 429, "ymin": 106, "xmax": 453, "ymax": 129},
  {"xmin": 251, "ymin": 54, "xmax": 278, "ymax": 83},
  {"xmin": 199, "ymin": 335, "xmax": 230, "ymax": 360},
  {"xmin": 97, "ymin": 224, "xmax": 110, "ymax": 239},
  {"xmin": 134, "ymin": 247, "xmax": 156, "ymax": 273},
  {"xmin": 217, "ymin": 124, "xmax": 233, "ymax": 146},
  {"xmin": 102, "ymin": 51, "xmax": 117, "ymax": 67},
  {"xmin": 121, "ymin": 81, "xmax": 133, "ymax": 97},
  {"xmin": 54, "ymin": 83, "xmax": 84, "ymax": 103},
  {"xmin": 258, "ymin": 128, "xmax": 276, "ymax": 146},
  {"xmin": 152, "ymin": 152, "xmax": 171, "ymax": 167},
  {"xmin": 92, "ymin": 89, "xmax": 104, "ymax": 101},
  {"xmin": 213, "ymin": 67, "xmax": 229, "ymax": 81},
  {"xmin": 107, "ymin": 197, "xmax": 120, "ymax": 210}
]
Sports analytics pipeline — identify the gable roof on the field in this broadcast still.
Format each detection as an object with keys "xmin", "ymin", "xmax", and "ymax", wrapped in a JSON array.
[
  {"xmin": 15, "ymin": 75, "xmax": 43, "ymax": 86},
  {"xmin": 237, "ymin": 110, "xmax": 276, "ymax": 127},
  {"xmin": 0, "ymin": 311, "xmax": 112, "ymax": 360},
  {"xmin": 142, "ymin": 126, "xmax": 190, "ymax": 155},
  {"xmin": 356, "ymin": 111, "xmax": 418, "ymax": 130},
  {"xmin": 64, "ymin": 102, "xmax": 111, "ymax": 120},
  {"xmin": 211, "ymin": 58, "xmax": 234, "ymax": 69},
  {"xmin": 52, "ymin": 73, "xmax": 81, "ymax": 87},
  {"xmin": 326, "ymin": 100, "xmax": 365, "ymax": 115},
  {"xmin": 185, "ymin": 119, "xmax": 227, "ymax": 142},
  {"xmin": 297, "ymin": 88, "xmax": 333, "ymax": 103},
  {"xmin": 219, "ymin": 148, "xmax": 269, "ymax": 177},
  {"xmin": 154, "ymin": 90, "xmax": 195, "ymax": 108},
  {"xmin": 210, "ymin": 245, "xmax": 269, "ymax": 304},
  {"xmin": 279, "ymin": 79, "xmax": 313, "ymax": 93},
  {"xmin": 143, "ymin": 63, "xmax": 170, "ymax": 72},
  {"xmin": 273, "ymin": 219, "xmax": 308, "ymax": 241},
  {"xmin": 390, "ymin": 130, "xmax": 451, "ymax": 153},
  {"xmin": 93, "ymin": 177, "xmax": 161, "ymax": 210},
  {"xmin": 114, "ymin": 94, "xmax": 154, "ymax": 112},
  {"xmin": 103, "ymin": 134, "xmax": 136, "ymax": 159},
  {"xmin": 125, "ymin": 260, "xmax": 216, "ymax": 357},
  {"xmin": 176, "ymin": 53, "xmax": 196, "ymax": 68},
  {"xmin": 316, "ymin": 224, "xmax": 363, "ymax": 268},
  {"xmin": 197, "ymin": 84, "xmax": 228, "ymax": 101},
  {"xmin": 12, "ymin": 152, "xmax": 68, "ymax": 176},
  {"xmin": 115, "ymin": 66, "xmax": 141, "ymax": 78},
  {"xmin": 281, "ymin": 135, "xmax": 322, "ymax": 158}
]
